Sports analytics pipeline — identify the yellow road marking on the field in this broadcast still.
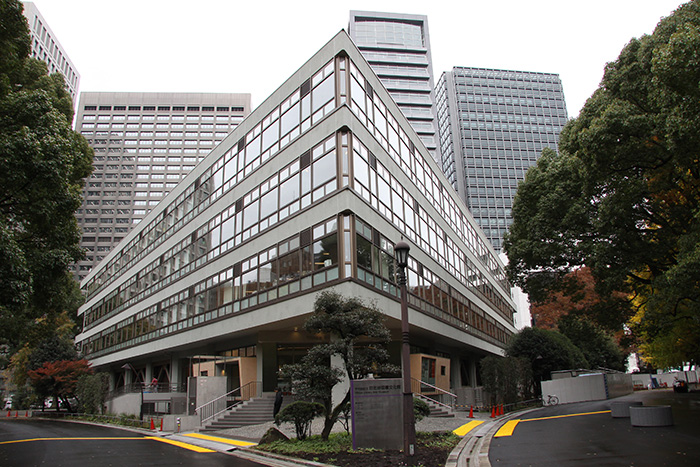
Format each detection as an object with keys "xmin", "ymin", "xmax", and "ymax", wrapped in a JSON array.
[
  {"xmin": 521, "ymin": 410, "xmax": 611, "ymax": 422},
  {"xmin": 183, "ymin": 432, "xmax": 257, "ymax": 446},
  {"xmin": 0, "ymin": 436, "xmax": 214, "ymax": 453},
  {"xmin": 146, "ymin": 436, "xmax": 215, "ymax": 452},
  {"xmin": 453, "ymin": 420, "xmax": 484, "ymax": 437},
  {"xmin": 494, "ymin": 420, "xmax": 520, "ymax": 437},
  {"xmin": 0, "ymin": 437, "xmax": 144, "ymax": 445}
]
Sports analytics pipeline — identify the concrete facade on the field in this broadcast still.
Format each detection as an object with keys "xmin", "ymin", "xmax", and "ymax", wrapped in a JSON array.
[{"xmin": 76, "ymin": 31, "xmax": 516, "ymax": 411}]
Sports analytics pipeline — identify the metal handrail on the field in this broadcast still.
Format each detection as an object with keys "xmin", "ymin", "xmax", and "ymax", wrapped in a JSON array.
[
  {"xmin": 194, "ymin": 381, "xmax": 261, "ymax": 426},
  {"xmin": 411, "ymin": 378, "xmax": 457, "ymax": 409}
]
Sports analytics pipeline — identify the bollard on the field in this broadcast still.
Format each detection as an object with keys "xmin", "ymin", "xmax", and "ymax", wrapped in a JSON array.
[{"xmin": 177, "ymin": 417, "xmax": 181, "ymax": 433}]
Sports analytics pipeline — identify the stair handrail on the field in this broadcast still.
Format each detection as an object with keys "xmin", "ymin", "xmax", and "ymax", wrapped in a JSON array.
[
  {"xmin": 195, "ymin": 380, "xmax": 262, "ymax": 426},
  {"xmin": 411, "ymin": 378, "xmax": 457, "ymax": 409}
]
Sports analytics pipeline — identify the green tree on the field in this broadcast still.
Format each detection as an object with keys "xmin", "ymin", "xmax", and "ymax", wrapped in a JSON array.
[
  {"xmin": 0, "ymin": 0, "xmax": 93, "ymax": 352},
  {"xmin": 504, "ymin": 1, "xmax": 700, "ymax": 367},
  {"xmin": 480, "ymin": 356, "xmax": 533, "ymax": 404},
  {"xmin": 75, "ymin": 372, "xmax": 110, "ymax": 414},
  {"xmin": 557, "ymin": 315, "xmax": 627, "ymax": 371},
  {"xmin": 507, "ymin": 327, "xmax": 588, "ymax": 395},
  {"xmin": 274, "ymin": 401, "xmax": 324, "ymax": 440},
  {"xmin": 280, "ymin": 291, "xmax": 397, "ymax": 440}
]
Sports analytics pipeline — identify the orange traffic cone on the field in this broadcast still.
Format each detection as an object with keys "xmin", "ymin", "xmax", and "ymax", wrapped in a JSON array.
[
  {"xmin": 15, "ymin": 411, "xmax": 18, "ymax": 418},
  {"xmin": 469, "ymin": 405, "xmax": 474, "ymax": 418},
  {"xmin": 150, "ymin": 418, "xmax": 155, "ymax": 430},
  {"xmin": 25, "ymin": 410, "xmax": 29, "ymax": 417},
  {"xmin": 490, "ymin": 406, "xmax": 495, "ymax": 418},
  {"xmin": 6, "ymin": 411, "xmax": 10, "ymax": 417}
]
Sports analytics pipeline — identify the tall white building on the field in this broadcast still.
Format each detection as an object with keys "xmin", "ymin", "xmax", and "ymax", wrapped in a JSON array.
[{"xmin": 22, "ymin": 2, "xmax": 80, "ymax": 102}]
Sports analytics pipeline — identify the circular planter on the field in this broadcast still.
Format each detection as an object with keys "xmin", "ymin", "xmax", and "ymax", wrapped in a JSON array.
[{"xmin": 629, "ymin": 405, "xmax": 673, "ymax": 427}]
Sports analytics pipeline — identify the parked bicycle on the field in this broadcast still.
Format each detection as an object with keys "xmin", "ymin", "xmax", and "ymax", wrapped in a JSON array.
[{"xmin": 544, "ymin": 394, "xmax": 559, "ymax": 406}]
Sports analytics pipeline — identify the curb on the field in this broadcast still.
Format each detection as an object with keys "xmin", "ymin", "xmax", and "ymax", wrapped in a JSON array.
[{"xmin": 446, "ymin": 407, "xmax": 541, "ymax": 467}]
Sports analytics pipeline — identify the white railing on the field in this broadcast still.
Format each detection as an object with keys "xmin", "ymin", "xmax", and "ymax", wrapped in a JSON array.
[
  {"xmin": 194, "ymin": 381, "xmax": 262, "ymax": 426},
  {"xmin": 411, "ymin": 378, "xmax": 457, "ymax": 410}
]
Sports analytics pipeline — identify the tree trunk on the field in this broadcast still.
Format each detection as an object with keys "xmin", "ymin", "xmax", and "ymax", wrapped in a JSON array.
[{"xmin": 321, "ymin": 391, "xmax": 350, "ymax": 440}]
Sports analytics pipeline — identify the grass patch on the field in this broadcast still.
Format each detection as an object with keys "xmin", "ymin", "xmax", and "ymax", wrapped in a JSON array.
[{"xmin": 255, "ymin": 432, "xmax": 352, "ymax": 455}]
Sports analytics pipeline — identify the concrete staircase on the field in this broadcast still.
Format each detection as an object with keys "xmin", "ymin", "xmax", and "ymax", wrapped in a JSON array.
[
  {"xmin": 200, "ymin": 393, "xmax": 279, "ymax": 432},
  {"xmin": 418, "ymin": 394, "xmax": 455, "ymax": 418}
]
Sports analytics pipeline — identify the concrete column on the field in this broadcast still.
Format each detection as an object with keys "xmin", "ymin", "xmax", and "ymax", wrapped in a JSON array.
[
  {"xmin": 259, "ymin": 342, "xmax": 278, "ymax": 392},
  {"xmin": 145, "ymin": 362, "xmax": 153, "ymax": 383},
  {"xmin": 170, "ymin": 357, "xmax": 181, "ymax": 390},
  {"xmin": 470, "ymin": 358, "xmax": 478, "ymax": 388},
  {"xmin": 450, "ymin": 355, "xmax": 461, "ymax": 388}
]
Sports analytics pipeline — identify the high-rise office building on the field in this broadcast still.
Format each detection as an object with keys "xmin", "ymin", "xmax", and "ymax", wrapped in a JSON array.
[
  {"xmin": 76, "ymin": 32, "xmax": 515, "ymax": 414},
  {"xmin": 436, "ymin": 67, "xmax": 568, "ymax": 250},
  {"xmin": 349, "ymin": 11, "xmax": 440, "ymax": 162},
  {"xmin": 72, "ymin": 93, "xmax": 251, "ymax": 280},
  {"xmin": 22, "ymin": 2, "xmax": 80, "ymax": 102}
]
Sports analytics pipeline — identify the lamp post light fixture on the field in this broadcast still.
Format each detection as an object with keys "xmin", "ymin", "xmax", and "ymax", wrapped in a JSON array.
[
  {"xmin": 395, "ymin": 240, "xmax": 416, "ymax": 456},
  {"xmin": 121, "ymin": 363, "xmax": 144, "ymax": 421}
]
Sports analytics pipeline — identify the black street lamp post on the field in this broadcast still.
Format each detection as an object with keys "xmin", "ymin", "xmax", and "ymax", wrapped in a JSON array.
[
  {"xmin": 395, "ymin": 240, "xmax": 416, "ymax": 456},
  {"xmin": 121, "ymin": 363, "xmax": 144, "ymax": 421}
]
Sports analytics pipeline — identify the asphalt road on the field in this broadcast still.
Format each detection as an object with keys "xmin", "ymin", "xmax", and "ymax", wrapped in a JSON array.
[
  {"xmin": 489, "ymin": 389, "xmax": 700, "ymax": 466},
  {"xmin": 0, "ymin": 418, "xmax": 265, "ymax": 467}
]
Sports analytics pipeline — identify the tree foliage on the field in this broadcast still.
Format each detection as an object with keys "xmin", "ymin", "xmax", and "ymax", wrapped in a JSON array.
[
  {"xmin": 75, "ymin": 372, "xmax": 110, "ymax": 414},
  {"xmin": 504, "ymin": 1, "xmax": 700, "ymax": 367},
  {"xmin": 506, "ymin": 327, "xmax": 588, "ymax": 393},
  {"xmin": 480, "ymin": 356, "xmax": 533, "ymax": 404},
  {"xmin": 27, "ymin": 359, "xmax": 92, "ymax": 412},
  {"xmin": 274, "ymin": 401, "xmax": 324, "ymax": 440},
  {"xmin": 557, "ymin": 315, "xmax": 627, "ymax": 371},
  {"xmin": 280, "ymin": 291, "xmax": 397, "ymax": 440},
  {"xmin": 0, "ymin": 0, "xmax": 93, "ymax": 352}
]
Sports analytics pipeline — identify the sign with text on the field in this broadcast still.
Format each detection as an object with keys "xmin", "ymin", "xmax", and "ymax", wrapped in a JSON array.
[{"xmin": 351, "ymin": 378, "xmax": 403, "ymax": 450}]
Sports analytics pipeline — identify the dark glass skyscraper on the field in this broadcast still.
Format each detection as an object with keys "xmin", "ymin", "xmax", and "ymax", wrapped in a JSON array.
[
  {"xmin": 436, "ymin": 67, "xmax": 568, "ymax": 250},
  {"xmin": 349, "ymin": 11, "xmax": 440, "ymax": 162}
]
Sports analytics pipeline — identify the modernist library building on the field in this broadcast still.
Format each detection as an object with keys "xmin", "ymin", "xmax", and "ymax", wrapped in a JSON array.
[{"xmin": 76, "ymin": 32, "xmax": 517, "ymax": 399}]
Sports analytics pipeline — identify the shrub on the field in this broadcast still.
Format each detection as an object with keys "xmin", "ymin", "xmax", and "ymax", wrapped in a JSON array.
[
  {"xmin": 275, "ymin": 401, "xmax": 324, "ymax": 440},
  {"xmin": 413, "ymin": 397, "xmax": 431, "ymax": 421}
]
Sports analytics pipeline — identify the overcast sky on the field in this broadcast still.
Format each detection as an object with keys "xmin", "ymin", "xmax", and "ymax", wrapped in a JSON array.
[{"xmin": 29, "ymin": 0, "xmax": 685, "ymax": 117}]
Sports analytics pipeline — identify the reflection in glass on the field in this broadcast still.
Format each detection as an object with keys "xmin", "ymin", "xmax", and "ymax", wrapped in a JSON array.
[
  {"xmin": 356, "ymin": 235, "xmax": 372, "ymax": 269},
  {"xmin": 313, "ymin": 233, "xmax": 338, "ymax": 270},
  {"xmin": 313, "ymin": 153, "xmax": 336, "ymax": 188}
]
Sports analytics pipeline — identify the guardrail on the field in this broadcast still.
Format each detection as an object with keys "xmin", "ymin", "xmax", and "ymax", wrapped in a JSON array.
[
  {"xmin": 194, "ymin": 381, "xmax": 262, "ymax": 426},
  {"xmin": 108, "ymin": 382, "xmax": 186, "ymax": 399}
]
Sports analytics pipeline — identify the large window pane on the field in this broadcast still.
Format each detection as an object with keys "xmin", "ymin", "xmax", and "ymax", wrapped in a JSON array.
[
  {"xmin": 312, "ymin": 74, "xmax": 335, "ymax": 113},
  {"xmin": 313, "ymin": 233, "xmax": 338, "ymax": 270},
  {"xmin": 260, "ymin": 187, "xmax": 278, "ymax": 219},
  {"xmin": 278, "ymin": 252, "xmax": 300, "ymax": 283},
  {"xmin": 281, "ymin": 102, "xmax": 300, "ymax": 136},
  {"xmin": 313, "ymin": 153, "xmax": 336, "ymax": 188},
  {"xmin": 243, "ymin": 200, "xmax": 259, "ymax": 229},
  {"xmin": 356, "ymin": 235, "xmax": 372, "ymax": 270},
  {"xmin": 280, "ymin": 173, "xmax": 299, "ymax": 205}
]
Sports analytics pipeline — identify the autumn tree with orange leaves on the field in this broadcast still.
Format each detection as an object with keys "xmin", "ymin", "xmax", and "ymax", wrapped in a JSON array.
[{"xmin": 28, "ymin": 359, "xmax": 92, "ymax": 412}]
